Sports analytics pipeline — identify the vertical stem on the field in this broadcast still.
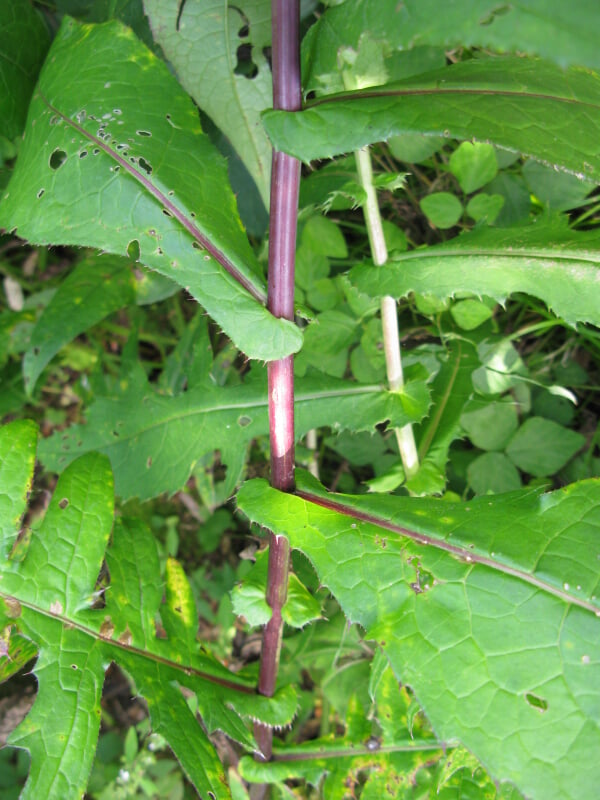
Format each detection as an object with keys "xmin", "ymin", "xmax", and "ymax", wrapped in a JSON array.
[
  {"xmin": 253, "ymin": 0, "xmax": 301, "ymax": 768},
  {"xmin": 355, "ymin": 147, "xmax": 419, "ymax": 479}
]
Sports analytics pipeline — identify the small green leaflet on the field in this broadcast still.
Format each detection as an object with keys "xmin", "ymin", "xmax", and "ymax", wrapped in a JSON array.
[
  {"xmin": 0, "ymin": 420, "xmax": 296, "ymax": 800},
  {"xmin": 264, "ymin": 56, "xmax": 600, "ymax": 184},
  {"xmin": 237, "ymin": 470, "xmax": 600, "ymax": 800},
  {"xmin": 0, "ymin": 17, "xmax": 300, "ymax": 361}
]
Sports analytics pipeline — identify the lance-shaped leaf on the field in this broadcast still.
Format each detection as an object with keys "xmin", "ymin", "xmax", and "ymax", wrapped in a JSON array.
[
  {"xmin": 351, "ymin": 222, "xmax": 600, "ymax": 328},
  {"xmin": 263, "ymin": 56, "xmax": 600, "ymax": 184},
  {"xmin": 302, "ymin": 0, "xmax": 600, "ymax": 96},
  {"xmin": 23, "ymin": 255, "xmax": 137, "ymax": 394},
  {"xmin": 144, "ymin": 0, "xmax": 273, "ymax": 208},
  {"xmin": 0, "ymin": 420, "xmax": 296, "ymax": 800},
  {"xmin": 0, "ymin": 17, "xmax": 301, "ymax": 361},
  {"xmin": 238, "ymin": 470, "xmax": 600, "ymax": 800},
  {"xmin": 38, "ymin": 370, "xmax": 430, "ymax": 501}
]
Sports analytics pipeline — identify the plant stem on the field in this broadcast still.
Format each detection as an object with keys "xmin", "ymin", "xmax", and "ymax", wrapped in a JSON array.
[
  {"xmin": 253, "ymin": 0, "xmax": 301, "ymax": 769},
  {"xmin": 355, "ymin": 146, "xmax": 419, "ymax": 479}
]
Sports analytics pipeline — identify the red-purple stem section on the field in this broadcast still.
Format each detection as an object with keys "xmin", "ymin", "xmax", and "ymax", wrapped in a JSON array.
[{"xmin": 254, "ymin": 0, "xmax": 301, "ymax": 764}]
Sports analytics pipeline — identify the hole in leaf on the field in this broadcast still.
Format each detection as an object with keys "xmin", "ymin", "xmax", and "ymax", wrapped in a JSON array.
[
  {"xmin": 127, "ymin": 239, "xmax": 140, "ymax": 260},
  {"xmin": 92, "ymin": 148, "xmax": 100, "ymax": 155},
  {"xmin": 162, "ymin": 208, "xmax": 172, "ymax": 217},
  {"xmin": 36, "ymin": 189, "xmax": 44, "ymax": 199},
  {"xmin": 137, "ymin": 157, "xmax": 152, "ymax": 175},
  {"xmin": 49, "ymin": 149, "xmax": 67, "ymax": 170},
  {"xmin": 71, "ymin": 664, "xmax": 78, "ymax": 670},
  {"xmin": 525, "ymin": 693, "xmax": 548, "ymax": 713},
  {"xmin": 234, "ymin": 43, "xmax": 258, "ymax": 79},
  {"xmin": 33, "ymin": 347, "xmax": 40, "ymax": 355},
  {"xmin": 238, "ymin": 415, "xmax": 252, "ymax": 427},
  {"xmin": 136, "ymin": 130, "xmax": 152, "ymax": 137},
  {"xmin": 112, "ymin": 431, "xmax": 119, "ymax": 437},
  {"xmin": 192, "ymin": 241, "xmax": 202, "ymax": 250},
  {"xmin": 59, "ymin": 498, "xmax": 69, "ymax": 510},
  {"xmin": 79, "ymin": 150, "xmax": 88, "ymax": 159}
]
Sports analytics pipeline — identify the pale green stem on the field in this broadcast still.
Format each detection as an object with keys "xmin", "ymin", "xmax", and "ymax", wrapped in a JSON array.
[
  {"xmin": 355, "ymin": 146, "xmax": 419, "ymax": 479},
  {"xmin": 305, "ymin": 428, "xmax": 320, "ymax": 480}
]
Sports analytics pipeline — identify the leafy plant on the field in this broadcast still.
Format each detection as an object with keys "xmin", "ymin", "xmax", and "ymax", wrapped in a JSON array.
[{"xmin": 1, "ymin": 1, "xmax": 600, "ymax": 799}]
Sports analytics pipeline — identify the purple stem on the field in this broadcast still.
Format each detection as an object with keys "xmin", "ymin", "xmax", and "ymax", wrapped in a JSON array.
[{"xmin": 253, "ymin": 0, "xmax": 301, "ymax": 767}]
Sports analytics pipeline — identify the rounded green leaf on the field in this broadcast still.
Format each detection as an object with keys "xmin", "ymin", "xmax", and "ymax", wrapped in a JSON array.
[
  {"xmin": 461, "ymin": 400, "xmax": 519, "ymax": 451},
  {"xmin": 506, "ymin": 417, "xmax": 585, "ymax": 476},
  {"xmin": 420, "ymin": 192, "xmax": 463, "ymax": 229},
  {"xmin": 467, "ymin": 451, "xmax": 522, "ymax": 495},
  {"xmin": 449, "ymin": 141, "xmax": 498, "ymax": 194}
]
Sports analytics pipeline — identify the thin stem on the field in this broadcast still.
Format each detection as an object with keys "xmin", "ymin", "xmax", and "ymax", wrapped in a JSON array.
[
  {"xmin": 253, "ymin": 0, "xmax": 301, "ymax": 773},
  {"xmin": 355, "ymin": 147, "xmax": 419, "ymax": 479}
]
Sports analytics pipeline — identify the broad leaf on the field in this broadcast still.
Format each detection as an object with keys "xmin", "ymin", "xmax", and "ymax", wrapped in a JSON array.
[
  {"xmin": 238, "ymin": 470, "xmax": 600, "ymax": 800},
  {"xmin": 0, "ymin": 17, "xmax": 301, "ymax": 361},
  {"xmin": 351, "ymin": 222, "xmax": 600, "ymax": 328},
  {"xmin": 0, "ymin": 0, "xmax": 50, "ymax": 140},
  {"xmin": 39, "ymin": 370, "xmax": 430, "ymax": 501},
  {"xmin": 263, "ymin": 57, "xmax": 600, "ymax": 184},
  {"xmin": 302, "ymin": 0, "xmax": 600, "ymax": 96},
  {"xmin": 0, "ymin": 420, "xmax": 296, "ymax": 800},
  {"xmin": 144, "ymin": 0, "xmax": 273, "ymax": 208},
  {"xmin": 23, "ymin": 255, "xmax": 137, "ymax": 393}
]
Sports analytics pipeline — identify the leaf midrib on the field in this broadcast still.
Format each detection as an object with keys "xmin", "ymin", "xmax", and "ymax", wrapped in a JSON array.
[
  {"xmin": 294, "ymin": 488, "xmax": 600, "ymax": 616},
  {"xmin": 52, "ymin": 382, "xmax": 388, "ymax": 451},
  {"xmin": 305, "ymin": 85, "xmax": 600, "ymax": 112},
  {"xmin": 0, "ymin": 587, "xmax": 256, "ymax": 694},
  {"xmin": 389, "ymin": 246, "xmax": 600, "ymax": 264},
  {"xmin": 40, "ymin": 94, "xmax": 268, "ymax": 304}
]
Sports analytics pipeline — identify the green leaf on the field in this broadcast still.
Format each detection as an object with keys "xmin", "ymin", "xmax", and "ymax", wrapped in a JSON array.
[
  {"xmin": 420, "ymin": 192, "xmax": 463, "ymax": 229},
  {"xmin": 523, "ymin": 159, "xmax": 593, "ymax": 211},
  {"xmin": 302, "ymin": 0, "xmax": 600, "ymax": 95},
  {"xmin": 144, "ymin": 0, "xmax": 273, "ymax": 209},
  {"xmin": 467, "ymin": 451, "xmax": 522, "ymax": 495},
  {"xmin": 388, "ymin": 133, "xmax": 444, "ymax": 164},
  {"xmin": 38, "ymin": 370, "xmax": 429, "ymax": 501},
  {"xmin": 0, "ymin": 419, "xmax": 37, "ymax": 560},
  {"xmin": 23, "ymin": 255, "xmax": 137, "ymax": 394},
  {"xmin": 351, "ymin": 221, "xmax": 600, "ymax": 328},
  {"xmin": 450, "ymin": 298, "xmax": 494, "ymax": 330},
  {"xmin": 460, "ymin": 399, "xmax": 519, "ymax": 451},
  {"xmin": 238, "ymin": 470, "xmax": 600, "ymax": 800},
  {"xmin": 263, "ymin": 57, "xmax": 600, "ymax": 184},
  {"xmin": 232, "ymin": 550, "xmax": 322, "ymax": 629},
  {"xmin": 449, "ymin": 142, "xmax": 498, "ymax": 194},
  {"xmin": 0, "ymin": 0, "xmax": 50, "ymax": 140},
  {"xmin": 0, "ymin": 420, "xmax": 296, "ymax": 799},
  {"xmin": 505, "ymin": 417, "xmax": 585, "ymax": 477},
  {"xmin": 404, "ymin": 340, "xmax": 478, "ymax": 495},
  {"xmin": 0, "ymin": 17, "xmax": 300, "ymax": 361},
  {"xmin": 466, "ymin": 192, "xmax": 504, "ymax": 223}
]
